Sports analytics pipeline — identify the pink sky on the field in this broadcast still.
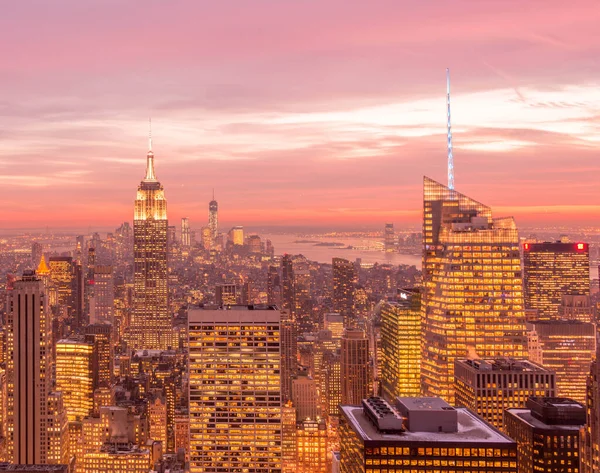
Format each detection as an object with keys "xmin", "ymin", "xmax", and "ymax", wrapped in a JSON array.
[{"xmin": 1, "ymin": 1, "xmax": 599, "ymax": 230}]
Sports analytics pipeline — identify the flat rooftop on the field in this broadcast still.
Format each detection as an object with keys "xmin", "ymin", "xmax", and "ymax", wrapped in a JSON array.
[
  {"xmin": 341, "ymin": 405, "xmax": 513, "ymax": 444},
  {"xmin": 456, "ymin": 358, "xmax": 550, "ymax": 373},
  {"xmin": 189, "ymin": 304, "xmax": 281, "ymax": 323},
  {"xmin": 506, "ymin": 409, "xmax": 583, "ymax": 431}
]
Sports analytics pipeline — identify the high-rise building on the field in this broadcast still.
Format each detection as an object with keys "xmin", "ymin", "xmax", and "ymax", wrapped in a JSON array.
[
  {"xmin": 215, "ymin": 283, "xmax": 237, "ymax": 305},
  {"xmin": 379, "ymin": 290, "xmax": 421, "ymax": 401},
  {"xmin": 332, "ymin": 258, "xmax": 355, "ymax": 324},
  {"xmin": 281, "ymin": 255, "xmax": 294, "ymax": 312},
  {"xmin": 89, "ymin": 265, "xmax": 113, "ymax": 325},
  {"xmin": 324, "ymin": 313, "xmax": 344, "ymax": 342},
  {"xmin": 421, "ymin": 177, "xmax": 528, "ymax": 404},
  {"xmin": 267, "ymin": 266, "xmax": 282, "ymax": 306},
  {"xmin": 384, "ymin": 223, "xmax": 395, "ymax": 253},
  {"xmin": 341, "ymin": 329, "xmax": 371, "ymax": 405},
  {"xmin": 339, "ymin": 396, "xmax": 518, "ymax": 473},
  {"xmin": 48, "ymin": 256, "xmax": 75, "ymax": 317},
  {"xmin": 130, "ymin": 136, "xmax": 172, "ymax": 350},
  {"xmin": 80, "ymin": 444, "xmax": 151, "ymax": 473},
  {"xmin": 56, "ymin": 337, "xmax": 94, "ymax": 422},
  {"xmin": 323, "ymin": 350, "xmax": 341, "ymax": 419},
  {"xmin": 527, "ymin": 320, "xmax": 596, "ymax": 403},
  {"xmin": 504, "ymin": 397, "xmax": 585, "ymax": 473},
  {"xmin": 148, "ymin": 396, "xmax": 167, "ymax": 448},
  {"xmin": 228, "ymin": 226, "xmax": 244, "ymax": 246},
  {"xmin": 281, "ymin": 403, "xmax": 297, "ymax": 473},
  {"xmin": 454, "ymin": 358, "xmax": 556, "ymax": 429},
  {"xmin": 558, "ymin": 293, "xmax": 593, "ymax": 322},
  {"xmin": 523, "ymin": 241, "xmax": 590, "ymax": 320},
  {"xmin": 181, "ymin": 217, "xmax": 191, "ymax": 248},
  {"xmin": 31, "ymin": 241, "xmax": 43, "ymax": 268},
  {"xmin": 85, "ymin": 323, "xmax": 113, "ymax": 389},
  {"xmin": 208, "ymin": 193, "xmax": 218, "ymax": 243},
  {"xmin": 292, "ymin": 375, "xmax": 320, "ymax": 421},
  {"xmin": 295, "ymin": 418, "xmax": 328, "ymax": 473},
  {"xmin": 281, "ymin": 310, "xmax": 298, "ymax": 404},
  {"xmin": 188, "ymin": 305, "xmax": 282, "ymax": 472},
  {"xmin": 582, "ymin": 347, "xmax": 600, "ymax": 473},
  {"xmin": 7, "ymin": 272, "xmax": 68, "ymax": 464}
]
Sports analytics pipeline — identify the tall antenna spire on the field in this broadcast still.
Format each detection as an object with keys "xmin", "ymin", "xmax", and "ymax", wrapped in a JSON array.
[
  {"xmin": 446, "ymin": 68, "xmax": 454, "ymax": 190},
  {"xmin": 148, "ymin": 117, "xmax": 152, "ymax": 152},
  {"xmin": 212, "ymin": 188, "xmax": 215, "ymax": 200},
  {"xmin": 144, "ymin": 118, "xmax": 157, "ymax": 181}
]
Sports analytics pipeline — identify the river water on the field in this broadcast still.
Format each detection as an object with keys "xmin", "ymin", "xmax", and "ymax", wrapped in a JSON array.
[{"xmin": 263, "ymin": 234, "xmax": 421, "ymax": 267}]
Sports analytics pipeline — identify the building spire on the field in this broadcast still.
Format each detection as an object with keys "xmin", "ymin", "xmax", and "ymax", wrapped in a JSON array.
[
  {"xmin": 212, "ymin": 188, "xmax": 215, "ymax": 200},
  {"xmin": 447, "ymin": 68, "xmax": 454, "ymax": 190},
  {"xmin": 144, "ymin": 118, "xmax": 157, "ymax": 181}
]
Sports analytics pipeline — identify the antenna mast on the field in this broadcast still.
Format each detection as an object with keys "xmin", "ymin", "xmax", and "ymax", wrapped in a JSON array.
[{"xmin": 446, "ymin": 68, "xmax": 454, "ymax": 190}]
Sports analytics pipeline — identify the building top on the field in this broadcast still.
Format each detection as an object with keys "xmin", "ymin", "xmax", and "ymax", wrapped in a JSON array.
[
  {"xmin": 526, "ymin": 397, "xmax": 585, "ymax": 426},
  {"xmin": 341, "ymin": 402, "xmax": 512, "ymax": 444},
  {"xmin": 0, "ymin": 465, "xmax": 69, "ymax": 472},
  {"xmin": 523, "ymin": 241, "xmax": 588, "ymax": 252},
  {"xmin": 189, "ymin": 304, "xmax": 281, "ymax": 323},
  {"xmin": 362, "ymin": 397, "xmax": 404, "ymax": 433},
  {"xmin": 456, "ymin": 358, "xmax": 550, "ymax": 373}
]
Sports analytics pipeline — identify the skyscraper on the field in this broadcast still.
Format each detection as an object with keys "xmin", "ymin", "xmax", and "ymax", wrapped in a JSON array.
[
  {"xmin": 7, "ymin": 272, "xmax": 68, "ymax": 464},
  {"xmin": 89, "ymin": 265, "xmax": 113, "ymax": 325},
  {"xmin": 130, "ymin": 136, "xmax": 172, "ymax": 350},
  {"xmin": 188, "ymin": 305, "xmax": 282, "ymax": 472},
  {"xmin": 523, "ymin": 241, "xmax": 590, "ymax": 319},
  {"xmin": 421, "ymin": 177, "xmax": 528, "ymax": 403},
  {"xmin": 56, "ymin": 337, "xmax": 94, "ymax": 422},
  {"xmin": 281, "ymin": 255, "xmax": 294, "ymax": 312},
  {"xmin": 341, "ymin": 329, "xmax": 371, "ymax": 405},
  {"xmin": 384, "ymin": 223, "xmax": 395, "ymax": 252},
  {"xmin": 332, "ymin": 258, "xmax": 355, "ymax": 325},
  {"xmin": 208, "ymin": 192, "xmax": 218, "ymax": 244},
  {"xmin": 582, "ymin": 345, "xmax": 600, "ymax": 473},
  {"xmin": 181, "ymin": 217, "xmax": 191, "ymax": 248},
  {"xmin": 379, "ymin": 290, "xmax": 421, "ymax": 401}
]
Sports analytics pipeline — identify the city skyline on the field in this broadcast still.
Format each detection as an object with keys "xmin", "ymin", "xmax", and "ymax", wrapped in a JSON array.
[{"xmin": 1, "ymin": 1, "xmax": 600, "ymax": 228}]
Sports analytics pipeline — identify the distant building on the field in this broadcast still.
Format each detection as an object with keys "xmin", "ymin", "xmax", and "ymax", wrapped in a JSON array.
[
  {"xmin": 384, "ymin": 223, "xmax": 395, "ymax": 252},
  {"xmin": 380, "ymin": 290, "xmax": 421, "ymax": 401},
  {"xmin": 228, "ymin": 226, "xmax": 244, "ymax": 246},
  {"xmin": 208, "ymin": 194, "xmax": 218, "ymax": 242},
  {"xmin": 89, "ymin": 265, "xmax": 113, "ymax": 325},
  {"xmin": 292, "ymin": 375, "xmax": 320, "ymax": 421},
  {"xmin": 341, "ymin": 329, "xmax": 371, "ymax": 405},
  {"xmin": 527, "ymin": 320, "xmax": 596, "ymax": 403},
  {"xmin": 339, "ymin": 396, "xmax": 517, "ymax": 473},
  {"xmin": 523, "ymin": 241, "xmax": 590, "ymax": 319},
  {"xmin": 505, "ymin": 397, "xmax": 585, "ymax": 473},
  {"xmin": 215, "ymin": 283, "xmax": 237, "ymax": 305},
  {"xmin": 454, "ymin": 358, "xmax": 556, "ymax": 429},
  {"xmin": 181, "ymin": 217, "xmax": 191, "ymax": 247},
  {"xmin": 332, "ymin": 258, "xmax": 355, "ymax": 325},
  {"xmin": 296, "ymin": 418, "xmax": 327, "ymax": 473}
]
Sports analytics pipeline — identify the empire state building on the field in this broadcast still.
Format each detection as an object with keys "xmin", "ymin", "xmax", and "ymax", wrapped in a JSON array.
[{"xmin": 130, "ymin": 136, "xmax": 173, "ymax": 350}]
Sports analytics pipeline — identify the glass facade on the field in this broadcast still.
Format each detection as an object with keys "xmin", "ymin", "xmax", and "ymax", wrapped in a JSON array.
[{"xmin": 422, "ymin": 177, "xmax": 528, "ymax": 403}]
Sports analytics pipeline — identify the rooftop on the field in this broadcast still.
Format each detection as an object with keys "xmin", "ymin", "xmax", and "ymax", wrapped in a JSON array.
[
  {"xmin": 456, "ymin": 358, "xmax": 550, "ymax": 373},
  {"xmin": 341, "ymin": 405, "xmax": 513, "ymax": 444}
]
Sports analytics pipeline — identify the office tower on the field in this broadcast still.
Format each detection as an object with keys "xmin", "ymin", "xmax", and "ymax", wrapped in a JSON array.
[
  {"xmin": 49, "ymin": 256, "xmax": 75, "ymax": 316},
  {"xmin": 215, "ymin": 283, "xmax": 237, "ymax": 305},
  {"xmin": 267, "ymin": 265, "xmax": 282, "ymax": 306},
  {"xmin": 188, "ymin": 305, "xmax": 282, "ymax": 472},
  {"xmin": 208, "ymin": 193, "xmax": 218, "ymax": 243},
  {"xmin": 148, "ymin": 396, "xmax": 167, "ymax": 448},
  {"xmin": 7, "ymin": 272, "xmax": 68, "ymax": 464},
  {"xmin": 80, "ymin": 444, "xmax": 151, "ymax": 473},
  {"xmin": 281, "ymin": 310, "xmax": 298, "ymax": 404},
  {"xmin": 504, "ymin": 397, "xmax": 585, "ymax": 473},
  {"xmin": 339, "ymin": 396, "xmax": 518, "ymax": 473},
  {"xmin": 292, "ymin": 375, "xmax": 320, "ymax": 421},
  {"xmin": 523, "ymin": 241, "xmax": 590, "ymax": 319},
  {"xmin": 384, "ymin": 223, "xmax": 395, "ymax": 252},
  {"xmin": 454, "ymin": 358, "xmax": 556, "ymax": 429},
  {"xmin": 324, "ymin": 350, "xmax": 341, "ymax": 419},
  {"xmin": 281, "ymin": 255, "xmax": 294, "ymax": 312},
  {"xmin": 421, "ymin": 177, "xmax": 528, "ymax": 404},
  {"xmin": 293, "ymin": 261, "xmax": 311, "ymax": 328},
  {"xmin": 380, "ymin": 290, "xmax": 421, "ymax": 401},
  {"xmin": 341, "ymin": 329, "xmax": 371, "ymax": 405},
  {"xmin": 527, "ymin": 320, "xmax": 595, "ymax": 403},
  {"xmin": 228, "ymin": 226, "xmax": 244, "ymax": 246},
  {"xmin": 325, "ymin": 314, "xmax": 344, "ymax": 350},
  {"xmin": 247, "ymin": 235, "xmax": 262, "ymax": 253},
  {"xmin": 295, "ymin": 418, "xmax": 328, "ymax": 473},
  {"xmin": 281, "ymin": 403, "xmax": 297, "ymax": 473},
  {"xmin": 89, "ymin": 265, "xmax": 113, "ymax": 325},
  {"xmin": 332, "ymin": 258, "xmax": 355, "ymax": 325},
  {"xmin": 31, "ymin": 241, "xmax": 43, "ymax": 267},
  {"xmin": 181, "ymin": 217, "xmax": 191, "ymax": 247},
  {"xmin": 164, "ymin": 377, "xmax": 176, "ymax": 453},
  {"xmin": 559, "ymin": 294, "xmax": 593, "ymax": 322},
  {"xmin": 56, "ymin": 337, "xmax": 94, "ymax": 421},
  {"xmin": 174, "ymin": 413, "xmax": 190, "ymax": 460},
  {"xmin": 85, "ymin": 323, "xmax": 113, "ymax": 388},
  {"xmin": 131, "ymin": 136, "xmax": 172, "ymax": 350},
  {"xmin": 582, "ymin": 347, "xmax": 600, "ymax": 473}
]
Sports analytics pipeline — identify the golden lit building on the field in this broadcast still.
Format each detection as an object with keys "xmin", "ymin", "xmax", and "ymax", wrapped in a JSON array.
[
  {"xmin": 208, "ymin": 195, "xmax": 218, "ymax": 243},
  {"xmin": 188, "ymin": 304, "xmax": 282, "ymax": 472},
  {"xmin": 341, "ymin": 329, "xmax": 371, "ymax": 405},
  {"xmin": 454, "ymin": 358, "xmax": 556, "ymax": 429},
  {"xmin": 379, "ymin": 291, "xmax": 421, "ymax": 401},
  {"xmin": 174, "ymin": 413, "xmax": 189, "ymax": 460},
  {"xmin": 228, "ymin": 225, "xmax": 244, "ymax": 246},
  {"xmin": 421, "ymin": 177, "xmax": 528, "ymax": 404},
  {"xmin": 323, "ymin": 350, "xmax": 341, "ymax": 419},
  {"xmin": 282, "ymin": 403, "xmax": 297, "ymax": 473},
  {"xmin": 80, "ymin": 443, "xmax": 151, "ymax": 473},
  {"xmin": 340, "ymin": 397, "xmax": 517, "ymax": 473},
  {"xmin": 523, "ymin": 241, "xmax": 590, "ymax": 320},
  {"xmin": 296, "ymin": 418, "xmax": 328, "ymax": 473},
  {"xmin": 582, "ymin": 347, "xmax": 600, "ymax": 473},
  {"xmin": 130, "ymin": 137, "xmax": 173, "ymax": 350},
  {"xmin": 527, "ymin": 320, "xmax": 596, "ymax": 403},
  {"xmin": 281, "ymin": 310, "xmax": 298, "ymax": 404},
  {"xmin": 56, "ymin": 337, "xmax": 94, "ymax": 422},
  {"xmin": 148, "ymin": 396, "xmax": 167, "ymax": 448},
  {"xmin": 85, "ymin": 323, "xmax": 113, "ymax": 388}
]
